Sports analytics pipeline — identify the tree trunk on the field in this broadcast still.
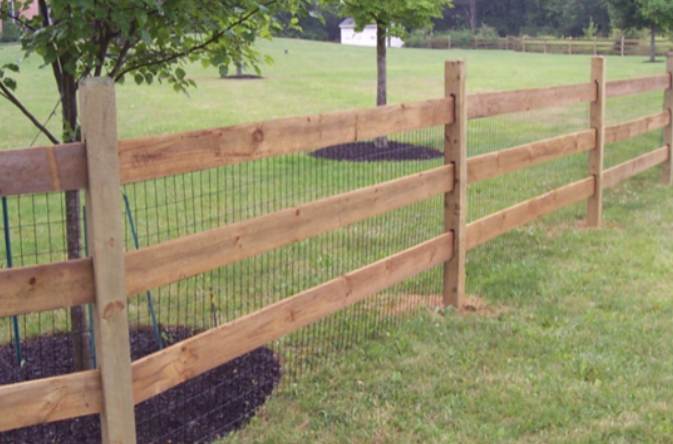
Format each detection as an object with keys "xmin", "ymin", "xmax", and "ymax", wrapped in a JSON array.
[
  {"xmin": 470, "ymin": 0, "xmax": 477, "ymax": 33},
  {"xmin": 236, "ymin": 62, "xmax": 243, "ymax": 77},
  {"xmin": 375, "ymin": 23, "xmax": 387, "ymax": 150},
  {"xmin": 61, "ymin": 70, "xmax": 92, "ymax": 371},
  {"xmin": 650, "ymin": 24, "xmax": 656, "ymax": 63}
]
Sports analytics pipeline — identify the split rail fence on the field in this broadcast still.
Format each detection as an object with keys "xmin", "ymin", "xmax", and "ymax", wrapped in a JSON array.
[
  {"xmin": 0, "ymin": 56, "xmax": 671, "ymax": 443},
  {"xmin": 424, "ymin": 35, "xmax": 673, "ymax": 57}
]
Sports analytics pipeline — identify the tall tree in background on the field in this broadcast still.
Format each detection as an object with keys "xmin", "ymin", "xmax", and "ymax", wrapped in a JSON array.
[
  {"xmin": 0, "ymin": 0, "xmax": 303, "ymax": 371},
  {"xmin": 608, "ymin": 0, "xmax": 661, "ymax": 62},
  {"xmin": 324, "ymin": 0, "xmax": 451, "ymax": 149}
]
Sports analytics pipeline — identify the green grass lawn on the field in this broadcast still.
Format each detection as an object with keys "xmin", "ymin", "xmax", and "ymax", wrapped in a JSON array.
[{"xmin": 1, "ymin": 39, "xmax": 672, "ymax": 442}]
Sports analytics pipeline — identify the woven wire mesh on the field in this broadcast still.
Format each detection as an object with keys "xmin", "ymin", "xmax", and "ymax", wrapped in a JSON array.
[
  {"xmin": 0, "ymin": 126, "xmax": 446, "ymax": 443},
  {"xmin": 0, "ymin": 85, "xmax": 666, "ymax": 442}
]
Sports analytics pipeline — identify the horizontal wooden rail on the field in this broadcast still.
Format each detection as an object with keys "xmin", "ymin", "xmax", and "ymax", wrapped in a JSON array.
[
  {"xmin": 125, "ymin": 165, "xmax": 454, "ymax": 296},
  {"xmin": 0, "ymin": 258, "xmax": 94, "ymax": 317},
  {"xmin": 467, "ymin": 83, "xmax": 595, "ymax": 119},
  {"xmin": 604, "ymin": 111, "xmax": 670, "ymax": 145},
  {"xmin": 0, "ymin": 143, "xmax": 87, "ymax": 198},
  {"xmin": 131, "ymin": 232, "xmax": 453, "ymax": 404},
  {"xmin": 0, "ymin": 369, "xmax": 101, "ymax": 432},
  {"xmin": 118, "ymin": 98, "xmax": 454, "ymax": 184},
  {"xmin": 606, "ymin": 74, "xmax": 670, "ymax": 99},
  {"xmin": 466, "ymin": 177, "xmax": 595, "ymax": 250},
  {"xmin": 603, "ymin": 146, "xmax": 669, "ymax": 189},
  {"xmin": 467, "ymin": 130, "xmax": 596, "ymax": 184}
]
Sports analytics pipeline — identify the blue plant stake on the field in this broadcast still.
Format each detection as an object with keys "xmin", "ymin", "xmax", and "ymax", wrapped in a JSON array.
[
  {"xmin": 123, "ymin": 193, "xmax": 163, "ymax": 350},
  {"xmin": 2, "ymin": 197, "xmax": 22, "ymax": 366}
]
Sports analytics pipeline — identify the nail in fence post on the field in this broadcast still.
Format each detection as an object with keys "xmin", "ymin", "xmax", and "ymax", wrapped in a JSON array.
[
  {"xmin": 444, "ymin": 60, "xmax": 467, "ymax": 309},
  {"xmin": 80, "ymin": 77, "xmax": 137, "ymax": 444},
  {"xmin": 588, "ymin": 57, "xmax": 606, "ymax": 227},
  {"xmin": 664, "ymin": 54, "xmax": 673, "ymax": 185}
]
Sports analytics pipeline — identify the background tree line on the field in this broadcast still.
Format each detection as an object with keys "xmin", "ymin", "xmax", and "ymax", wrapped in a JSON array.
[{"xmin": 273, "ymin": 0, "xmax": 671, "ymax": 42}]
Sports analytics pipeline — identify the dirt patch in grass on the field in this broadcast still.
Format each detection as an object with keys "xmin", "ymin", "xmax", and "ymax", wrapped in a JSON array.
[
  {"xmin": 310, "ymin": 141, "xmax": 443, "ymax": 162},
  {"xmin": 0, "ymin": 326, "xmax": 281, "ymax": 444},
  {"xmin": 371, "ymin": 294, "xmax": 506, "ymax": 318},
  {"xmin": 545, "ymin": 219, "xmax": 624, "ymax": 237}
]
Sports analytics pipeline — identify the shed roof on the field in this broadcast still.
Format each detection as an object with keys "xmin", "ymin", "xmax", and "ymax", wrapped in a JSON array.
[{"xmin": 339, "ymin": 18, "xmax": 377, "ymax": 29}]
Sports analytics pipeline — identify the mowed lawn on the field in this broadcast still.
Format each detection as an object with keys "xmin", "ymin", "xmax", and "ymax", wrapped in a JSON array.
[{"xmin": 2, "ymin": 39, "xmax": 673, "ymax": 444}]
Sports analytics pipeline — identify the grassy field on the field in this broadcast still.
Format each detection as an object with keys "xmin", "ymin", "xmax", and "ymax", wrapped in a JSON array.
[{"xmin": 1, "ymin": 39, "xmax": 672, "ymax": 442}]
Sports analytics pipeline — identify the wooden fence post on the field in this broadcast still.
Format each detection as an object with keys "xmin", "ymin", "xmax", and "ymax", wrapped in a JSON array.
[
  {"xmin": 569, "ymin": 36, "xmax": 573, "ymax": 55},
  {"xmin": 448, "ymin": 34, "xmax": 451, "ymax": 50},
  {"xmin": 588, "ymin": 57, "xmax": 606, "ymax": 227},
  {"xmin": 444, "ymin": 60, "xmax": 467, "ymax": 309},
  {"xmin": 593, "ymin": 37, "xmax": 598, "ymax": 56},
  {"xmin": 522, "ymin": 36, "xmax": 526, "ymax": 53},
  {"xmin": 80, "ymin": 77, "xmax": 137, "ymax": 444},
  {"xmin": 664, "ymin": 54, "xmax": 673, "ymax": 185},
  {"xmin": 621, "ymin": 36, "xmax": 625, "ymax": 57},
  {"xmin": 544, "ymin": 38, "xmax": 548, "ymax": 54}
]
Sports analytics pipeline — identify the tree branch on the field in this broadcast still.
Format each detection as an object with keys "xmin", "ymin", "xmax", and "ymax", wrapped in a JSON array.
[
  {"xmin": 113, "ymin": 0, "xmax": 278, "ymax": 81},
  {"xmin": 0, "ymin": 82, "xmax": 60, "ymax": 144}
]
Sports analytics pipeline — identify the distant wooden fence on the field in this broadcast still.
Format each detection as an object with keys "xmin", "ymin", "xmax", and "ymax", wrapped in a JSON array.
[
  {"xmin": 0, "ymin": 56, "xmax": 671, "ymax": 443},
  {"xmin": 427, "ymin": 35, "xmax": 673, "ymax": 57}
]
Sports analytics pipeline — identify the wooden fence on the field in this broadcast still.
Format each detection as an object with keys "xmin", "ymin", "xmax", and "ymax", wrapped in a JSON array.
[
  {"xmin": 0, "ymin": 56, "xmax": 671, "ymax": 443},
  {"xmin": 425, "ymin": 35, "xmax": 673, "ymax": 57}
]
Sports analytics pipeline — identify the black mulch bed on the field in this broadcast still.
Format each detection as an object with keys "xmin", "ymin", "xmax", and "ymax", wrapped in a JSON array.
[
  {"xmin": 222, "ymin": 74, "xmax": 263, "ymax": 80},
  {"xmin": 309, "ymin": 140, "xmax": 443, "ymax": 162},
  {"xmin": 0, "ymin": 326, "xmax": 282, "ymax": 444}
]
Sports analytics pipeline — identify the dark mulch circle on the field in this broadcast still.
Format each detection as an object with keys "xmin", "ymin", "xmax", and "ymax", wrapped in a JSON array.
[
  {"xmin": 0, "ymin": 326, "xmax": 281, "ymax": 444},
  {"xmin": 310, "ymin": 140, "xmax": 443, "ymax": 162},
  {"xmin": 222, "ymin": 74, "xmax": 263, "ymax": 80}
]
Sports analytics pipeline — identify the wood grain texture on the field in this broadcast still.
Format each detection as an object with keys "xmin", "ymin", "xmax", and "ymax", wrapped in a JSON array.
[
  {"xmin": 467, "ymin": 130, "xmax": 596, "ymax": 184},
  {"xmin": 604, "ymin": 111, "xmax": 669, "ymax": 145},
  {"xmin": 444, "ymin": 60, "xmax": 467, "ymax": 308},
  {"xmin": 606, "ymin": 74, "xmax": 669, "ymax": 99},
  {"xmin": 0, "ymin": 143, "xmax": 87, "ymax": 197},
  {"xmin": 80, "ymin": 78, "xmax": 137, "ymax": 444},
  {"xmin": 466, "ymin": 177, "xmax": 595, "ymax": 250},
  {"xmin": 0, "ymin": 370, "xmax": 101, "ymax": 432},
  {"xmin": 0, "ymin": 258, "xmax": 94, "ymax": 317},
  {"xmin": 588, "ymin": 57, "xmax": 606, "ymax": 227},
  {"xmin": 131, "ymin": 233, "xmax": 453, "ymax": 404},
  {"xmin": 125, "ymin": 165, "xmax": 454, "ymax": 296},
  {"xmin": 664, "ymin": 56, "xmax": 673, "ymax": 184},
  {"xmin": 603, "ymin": 147, "xmax": 669, "ymax": 189},
  {"xmin": 118, "ymin": 98, "xmax": 454, "ymax": 184},
  {"xmin": 467, "ymin": 83, "xmax": 595, "ymax": 119}
]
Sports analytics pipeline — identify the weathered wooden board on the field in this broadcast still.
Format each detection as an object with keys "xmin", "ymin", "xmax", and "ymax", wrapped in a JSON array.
[
  {"xmin": 587, "ymin": 57, "xmax": 606, "ymax": 227},
  {"xmin": 0, "ymin": 143, "xmax": 87, "ymax": 197},
  {"xmin": 604, "ymin": 111, "xmax": 669, "ymax": 145},
  {"xmin": 603, "ymin": 147, "xmax": 668, "ymax": 189},
  {"xmin": 467, "ymin": 130, "xmax": 596, "ymax": 184},
  {"xmin": 444, "ymin": 60, "xmax": 467, "ymax": 308},
  {"xmin": 125, "ymin": 165, "xmax": 454, "ymax": 296},
  {"xmin": 467, "ymin": 83, "xmax": 595, "ymax": 119},
  {"xmin": 466, "ymin": 177, "xmax": 595, "ymax": 250},
  {"xmin": 80, "ymin": 77, "xmax": 137, "ymax": 444},
  {"xmin": 0, "ymin": 258, "xmax": 94, "ymax": 317},
  {"xmin": 118, "ymin": 98, "xmax": 454, "ymax": 184},
  {"xmin": 131, "ymin": 232, "xmax": 453, "ymax": 404},
  {"xmin": 0, "ymin": 370, "xmax": 101, "ymax": 432},
  {"xmin": 606, "ymin": 74, "xmax": 669, "ymax": 99}
]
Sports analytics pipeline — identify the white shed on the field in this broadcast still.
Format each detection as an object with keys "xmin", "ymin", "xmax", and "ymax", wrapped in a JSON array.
[{"xmin": 339, "ymin": 18, "xmax": 404, "ymax": 48}]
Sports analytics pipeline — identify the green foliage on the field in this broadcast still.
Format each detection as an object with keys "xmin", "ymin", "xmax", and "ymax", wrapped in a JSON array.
[
  {"xmin": 322, "ymin": 0, "xmax": 451, "ymax": 39},
  {"xmin": 583, "ymin": 17, "xmax": 599, "ymax": 38},
  {"xmin": 0, "ymin": 18, "xmax": 20, "ymax": 43}
]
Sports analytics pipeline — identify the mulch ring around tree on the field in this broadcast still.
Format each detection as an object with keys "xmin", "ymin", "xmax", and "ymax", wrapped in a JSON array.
[
  {"xmin": 222, "ymin": 74, "xmax": 263, "ymax": 80},
  {"xmin": 0, "ymin": 326, "xmax": 281, "ymax": 444},
  {"xmin": 310, "ymin": 140, "xmax": 443, "ymax": 162}
]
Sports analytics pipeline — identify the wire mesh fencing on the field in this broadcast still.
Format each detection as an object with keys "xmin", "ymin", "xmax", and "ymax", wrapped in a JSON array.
[{"xmin": 0, "ymin": 81, "xmax": 666, "ymax": 443}]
